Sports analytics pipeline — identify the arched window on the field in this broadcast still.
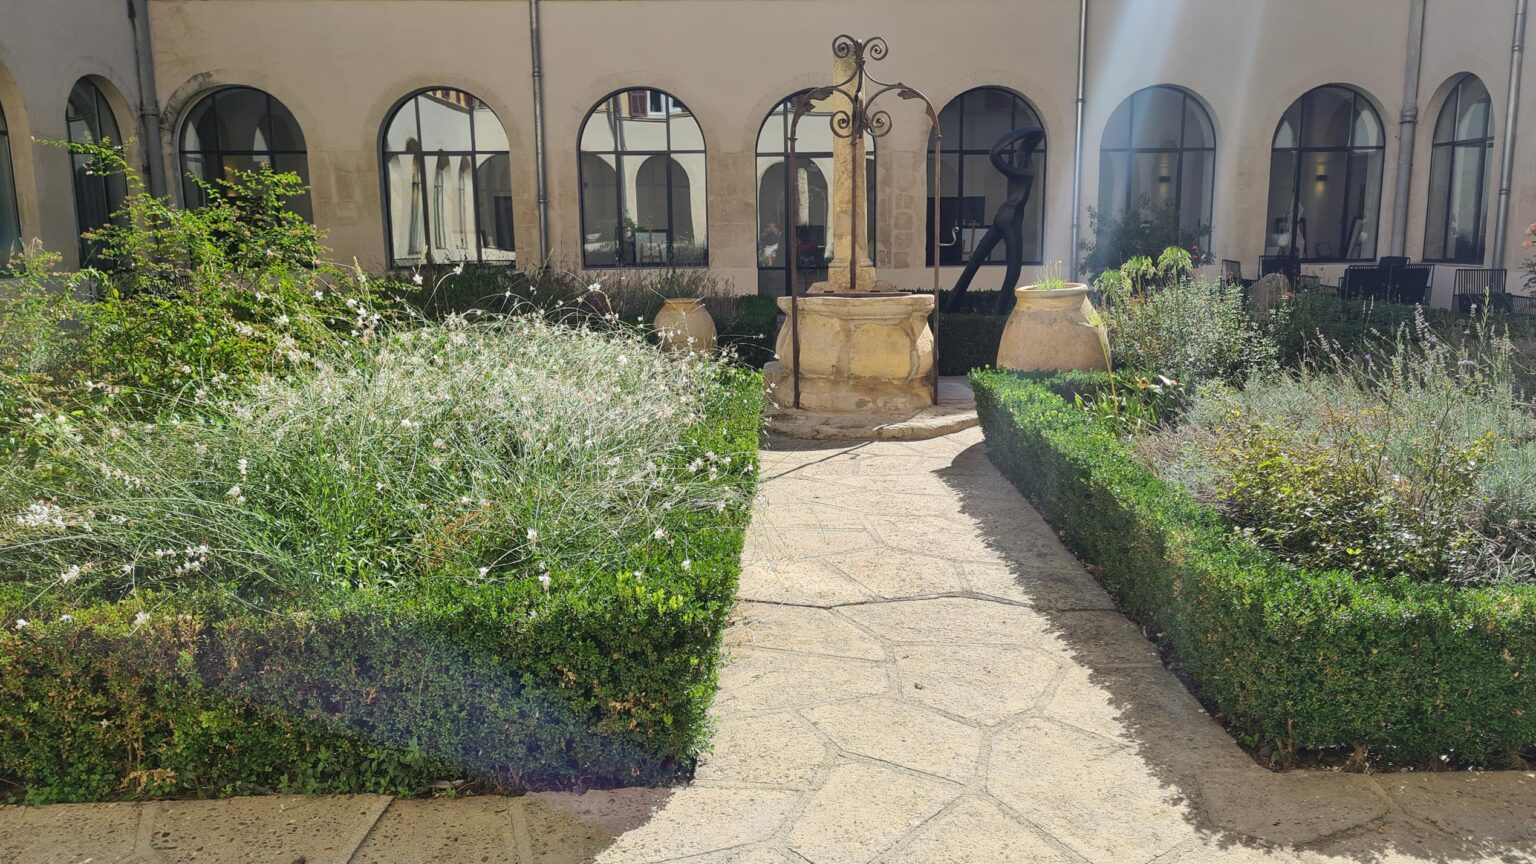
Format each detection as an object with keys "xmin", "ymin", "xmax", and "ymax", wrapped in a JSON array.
[
  {"xmin": 579, "ymin": 88, "xmax": 707, "ymax": 267},
  {"xmin": 927, "ymin": 87, "xmax": 1046, "ymax": 267},
  {"xmin": 1099, "ymin": 86, "xmax": 1214, "ymax": 246},
  {"xmin": 66, "ymin": 78, "xmax": 128, "ymax": 266},
  {"xmin": 1425, "ymin": 75, "xmax": 1494, "ymax": 263},
  {"xmin": 0, "ymin": 99, "xmax": 19, "ymax": 263},
  {"xmin": 382, "ymin": 88, "xmax": 515, "ymax": 267},
  {"xmin": 179, "ymin": 86, "xmax": 312, "ymax": 221},
  {"xmin": 756, "ymin": 91, "xmax": 876, "ymax": 295},
  {"xmin": 1264, "ymin": 85, "xmax": 1385, "ymax": 261}
]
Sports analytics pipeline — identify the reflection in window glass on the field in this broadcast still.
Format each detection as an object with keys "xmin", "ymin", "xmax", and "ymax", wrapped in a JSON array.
[
  {"xmin": 1425, "ymin": 75, "xmax": 1493, "ymax": 262},
  {"xmin": 755, "ymin": 91, "xmax": 876, "ymax": 295},
  {"xmin": 1263, "ymin": 85, "xmax": 1385, "ymax": 261},
  {"xmin": 381, "ymin": 89, "xmax": 514, "ymax": 267},
  {"xmin": 0, "ymin": 100, "xmax": 19, "ymax": 263},
  {"xmin": 179, "ymin": 87, "xmax": 313, "ymax": 222},
  {"xmin": 926, "ymin": 87, "xmax": 1045, "ymax": 267},
  {"xmin": 579, "ymin": 89, "xmax": 707, "ymax": 267},
  {"xmin": 1098, "ymin": 86, "xmax": 1215, "ymax": 245},
  {"xmin": 67, "ymin": 79, "xmax": 129, "ymax": 266}
]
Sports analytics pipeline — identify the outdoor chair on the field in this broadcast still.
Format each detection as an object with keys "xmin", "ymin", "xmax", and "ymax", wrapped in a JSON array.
[
  {"xmin": 1389, "ymin": 265, "xmax": 1431, "ymax": 305},
  {"xmin": 1454, "ymin": 268, "xmax": 1509, "ymax": 314},
  {"xmin": 1340, "ymin": 264, "xmax": 1385, "ymax": 300},
  {"xmin": 1259, "ymin": 254, "xmax": 1300, "ymax": 285},
  {"xmin": 1378, "ymin": 256, "xmax": 1410, "ymax": 268},
  {"xmin": 1220, "ymin": 259, "xmax": 1243, "ymax": 286}
]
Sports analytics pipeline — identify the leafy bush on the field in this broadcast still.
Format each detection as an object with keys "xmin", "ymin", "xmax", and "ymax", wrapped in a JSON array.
[
  {"xmin": 409, "ymin": 260, "xmax": 731, "ymax": 325},
  {"xmin": 714, "ymin": 295, "xmax": 779, "ymax": 368},
  {"xmin": 1079, "ymin": 202, "xmax": 1210, "ymax": 278},
  {"xmin": 973, "ymin": 368, "xmax": 1536, "ymax": 767},
  {"xmin": 1144, "ymin": 313, "xmax": 1536, "ymax": 585},
  {"xmin": 936, "ymin": 313, "xmax": 1009, "ymax": 375},
  {"xmin": 0, "ymin": 316, "xmax": 763, "ymax": 802},
  {"xmin": 1098, "ymin": 255, "xmax": 1279, "ymax": 387},
  {"xmin": 0, "ymin": 148, "xmax": 396, "ymax": 455}
]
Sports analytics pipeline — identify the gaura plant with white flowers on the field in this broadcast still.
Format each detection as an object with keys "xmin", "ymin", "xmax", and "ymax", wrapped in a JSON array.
[{"xmin": 0, "ymin": 310, "xmax": 763, "ymax": 801}]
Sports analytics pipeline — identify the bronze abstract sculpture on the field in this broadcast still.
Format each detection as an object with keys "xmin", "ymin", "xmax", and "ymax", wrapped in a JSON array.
[{"xmin": 943, "ymin": 127, "xmax": 1045, "ymax": 314}]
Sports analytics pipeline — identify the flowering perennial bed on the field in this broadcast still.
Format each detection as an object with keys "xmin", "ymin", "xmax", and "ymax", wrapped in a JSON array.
[{"xmin": 0, "ymin": 317, "xmax": 763, "ymax": 802}]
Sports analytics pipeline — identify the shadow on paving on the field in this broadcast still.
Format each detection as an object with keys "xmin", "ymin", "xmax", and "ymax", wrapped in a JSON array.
[{"xmin": 936, "ymin": 439, "xmax": 1536, "ymax": 864}]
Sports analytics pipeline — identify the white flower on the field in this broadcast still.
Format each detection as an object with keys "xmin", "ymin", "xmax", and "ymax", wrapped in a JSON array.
[
  {"xmin": 652, "ymin": 527, "xmax": 667, "ymax": 540},
  {"xmin": 59, "ymin": 565, "xmax": 81, "ymax": 584},
  {"xmin": 314, "ymin": 290, "xmax": 326, "ymax": 301},
  {"xmin": 412, "ymin": 273, "xmax": 424, "ymax": 286},
  {"xmin": 586, "ymin": 282, "xmax": 602, "ymax": 293},
  {"xmin": 134, "ymin": 612, "xmax": 150, "ymax": 626},
  {"xmin": 275, "ymin": 314, "xmax": 290, "ymax": 326},
  {"xmin": 452, "ymin": 263, "xmax": 465, "ymax": 276},
  {"xmin": 226, "ymin": 484, "xmax": 245, "ymax": 505},
  {"xmin": 538, "ymin": 572, "xmax": 552, "ymax": 592},
  {"xmin": 681, "ymin": 558, "xmax": 692, "ymax": 571},
  {"xmin": 15, "ymin": 501, "xmax": 66, "ymax": 531},
  {"xmin": 477, "ymin": 567, "xmax": 490, "ymax": 577},
  {"xmin": 237, "ymin": 458, "xmax": 248, "ymax": 477},
  {"xmin": 526, "ymin": 528, "xmax": 539, "ymax": 544},
  {"xmin": 58, "ymin": 614, "xmax": 74, "ymax": 623},
  {"xmin": 13, "ymin": 619, "xmax": 28, "ymax": 630}
]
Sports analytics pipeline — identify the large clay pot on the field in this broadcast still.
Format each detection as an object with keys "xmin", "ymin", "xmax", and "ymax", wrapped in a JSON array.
[
  {"xmin": 996, "ymin": 284, "xmax": 1110, "ymax": 373},
  {"xmin": 653, "ymin": 298, "xmax": 717, "ymax": 355}
]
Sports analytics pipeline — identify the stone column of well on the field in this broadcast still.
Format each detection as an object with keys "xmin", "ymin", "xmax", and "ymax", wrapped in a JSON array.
[{"xmin": 815, "ymin": 50, "xmax": 878, "ymax": 293}]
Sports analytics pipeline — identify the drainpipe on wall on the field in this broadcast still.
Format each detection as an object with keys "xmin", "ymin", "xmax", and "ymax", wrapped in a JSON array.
[
  {"xmin": 1493, "ymin": 0, "xmax": 1529, "ymax": 270},
  {"xmin": 127, "ymin": 0, "xmax": 166, "ymax": 198},
  {"xmin": 1389, "ymin": 0, "xmax": 1426, "ymax": 257},
  {"xmin": 1068, "ymin": 0, "xmax": 1088, "ymax": 281},
  {"xmin": 528, "ymin": 0, "xmax": 551, "ymax": 263}
]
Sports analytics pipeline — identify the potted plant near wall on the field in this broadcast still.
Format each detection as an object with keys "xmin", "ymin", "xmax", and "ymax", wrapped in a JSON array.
[
  {"xmin": 651, "ymin": 272, "xmax": 719, "ymax": 356},
  {"xmin": 995, "ymin": 261, "xmax": 1110, "ymax": 373}
]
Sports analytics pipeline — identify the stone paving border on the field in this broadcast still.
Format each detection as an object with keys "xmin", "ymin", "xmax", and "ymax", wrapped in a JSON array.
[{"xmin": 3, "ymin": 422, "xmax": 1535, "ymax": 863}]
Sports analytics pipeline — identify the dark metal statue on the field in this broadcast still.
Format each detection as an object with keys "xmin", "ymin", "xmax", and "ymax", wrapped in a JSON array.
[{"xmin": 944, "ymin": 127, "xmax": 1045, "ymax": 314}]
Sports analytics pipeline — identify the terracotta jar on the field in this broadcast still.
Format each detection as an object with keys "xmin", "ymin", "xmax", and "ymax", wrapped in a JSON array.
[
  {"xmin": 653, "ymin": 298, "xmax": 717, "ymax": 355},
  {"xmin": 995, "ymin": 284, "xmax": 1110, "ymax": 373}
]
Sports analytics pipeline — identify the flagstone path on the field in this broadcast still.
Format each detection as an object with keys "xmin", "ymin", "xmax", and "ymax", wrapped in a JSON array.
[{"xmin": 3, "ymin": 425, "xmax": 1535, "ymax": 863}]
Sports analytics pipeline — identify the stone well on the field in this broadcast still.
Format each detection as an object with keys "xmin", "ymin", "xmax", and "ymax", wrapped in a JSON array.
[{"xmin": 764, "ymin": 293, "xmax": 935, "ymax": 414}]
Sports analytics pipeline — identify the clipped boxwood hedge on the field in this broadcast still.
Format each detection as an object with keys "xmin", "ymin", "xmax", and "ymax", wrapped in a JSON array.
[
  {"xmin": 0, "ymin": 373, "xmax": 764, "ymax": 804},
  {"xmin": 972, "ymin": 368, "xmax": 1536, "ymax": 765}
]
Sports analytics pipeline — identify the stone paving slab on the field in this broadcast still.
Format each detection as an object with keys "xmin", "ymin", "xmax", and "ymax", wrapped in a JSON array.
[{"xmin": 3, "ymin": 427, "xmax": 1535, "ymax": 863}]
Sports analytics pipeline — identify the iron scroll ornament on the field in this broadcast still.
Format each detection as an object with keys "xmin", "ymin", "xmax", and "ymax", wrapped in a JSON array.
[{"xmin": 783, "ymin": 35, "xmax": 944, "ymax": 409}]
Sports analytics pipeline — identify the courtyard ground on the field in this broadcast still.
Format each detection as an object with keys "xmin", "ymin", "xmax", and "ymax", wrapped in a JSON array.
[{"xmin": 2, "ymin": 424, "xmax": 1534, "ymax": 863}]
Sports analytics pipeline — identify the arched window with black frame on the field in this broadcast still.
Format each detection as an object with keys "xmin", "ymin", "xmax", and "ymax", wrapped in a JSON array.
[
  {"xmin": 756, "ymin": 91, "xmax": 875, "ymax": 295},
  {"xmin": 1098, "ymin": 85, "xmax": 1215, "ymax": 249},
  {"xmin": 579, "ymin": 88, "xmax": 707, "ymax": 268},
  {"xmin": 1424, "ymin": 74, "xmax": 1494, "ymax": 263},
  {"xmin": 382, "ymin": 88, "xmax": 515, "ymax": 267},
  {"xmin": 1264, "ymin": 85, "xmax": 1385, "ymax": 262},
  {"xmin": 927, "ymin": 87, "xmax": 1045, "ymax": 267},
  {"xmin": 66, "ymin": 78, "xmax": 129, "ymax": 266},
  {"xmin": 0, "ymin": 98, "xmax": 20, "ymax": 263},
  {"xmin": 179, "ymin": 86, "xmax": 312, "ymax": 221}
]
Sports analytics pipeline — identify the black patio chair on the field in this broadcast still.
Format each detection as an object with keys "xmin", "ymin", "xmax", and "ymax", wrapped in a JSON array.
[
  {"xmin": 1259, "ymin": 254, "xmax": 1300, "ymax": 285},
  {"xmin": 1378, "ymin": 255, "xmax": 1410, "ymax": 268},
  {"xmin": 1340, "ymin": 264, "xmax": 1385, "ymax": 300},
  {"xmin": 1454, "ymin": 268, "xmax": 1509, "ymax": 314},
  {"xmin": 1220, "ymin": 259, "xmax": 1243, "ymax": 286},
  {"xmin": 1389, "ymin": 265, "xmax": 1431, "ymax": 305}
]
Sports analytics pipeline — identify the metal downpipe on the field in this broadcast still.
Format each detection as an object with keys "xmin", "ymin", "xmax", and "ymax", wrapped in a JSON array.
[
  {"xmin": 528, "ymin": 0, "xmax": 551, "ymax": 262},
  {"xmin": 127, "ymin": 0, "xmax": 166, "ymax": 198},
  {"xmin": 1493, "ymin": 0, "xmax": 1529, "ymax": 270},
  {"xmin": 1069, "ymin": 0, "xmax": 1088, "ymax": 281},
  {"xmin": 1389, "ymin": 0, "xmax": 1426, "ymax": 257}
]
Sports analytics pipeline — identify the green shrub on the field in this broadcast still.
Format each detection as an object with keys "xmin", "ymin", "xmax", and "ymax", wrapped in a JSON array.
[
  {"xmin": 1098, "ymin": 261, "xmax": 1278, "ymax": 386},
  {"xmin": 973, "ymin": 368, "xmax": 1536, "ymax": 767},
  {"xmin": 1149, "ymin": 313, "xmax": 1536, "ymax": 585},
  {"xmin": 0, "ymin": 318, "xmax": 764, "ymax": 802},
  {"xmin": 1079, "ymin": 202, "xmax": 1210, "ymax": 279},
  {"xmin": 714, "ymin": 295, "xmax": 779, "ymax": 368},
  {"xmin": 936, "ymin": 313, "xmax": 1008, "ymax": 375}
]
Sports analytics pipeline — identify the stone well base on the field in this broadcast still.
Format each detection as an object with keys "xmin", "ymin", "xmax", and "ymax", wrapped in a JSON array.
[
  {"xmin": 770, "ymin": 293, "xmax": 935, "ymax": 414},
  {"xmin": 764, "ymin": 376, "xmax": 979, "ymax": 441}
]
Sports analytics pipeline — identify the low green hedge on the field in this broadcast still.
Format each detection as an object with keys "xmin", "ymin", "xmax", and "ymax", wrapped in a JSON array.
[
  {"xmin": 937, "ymin": 313, "xmax": 1008, "ymax": 376},
  {"xmin": 712, "ymin": 295, "xmax": 779, "ymax": 369},
  {"xmin": 972, "ymin": 369, "xmax": 1536, "ymax": 765},
  {"xmin": 0, "ymin": 372, "xmax": 764, "ymax": 803}
]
